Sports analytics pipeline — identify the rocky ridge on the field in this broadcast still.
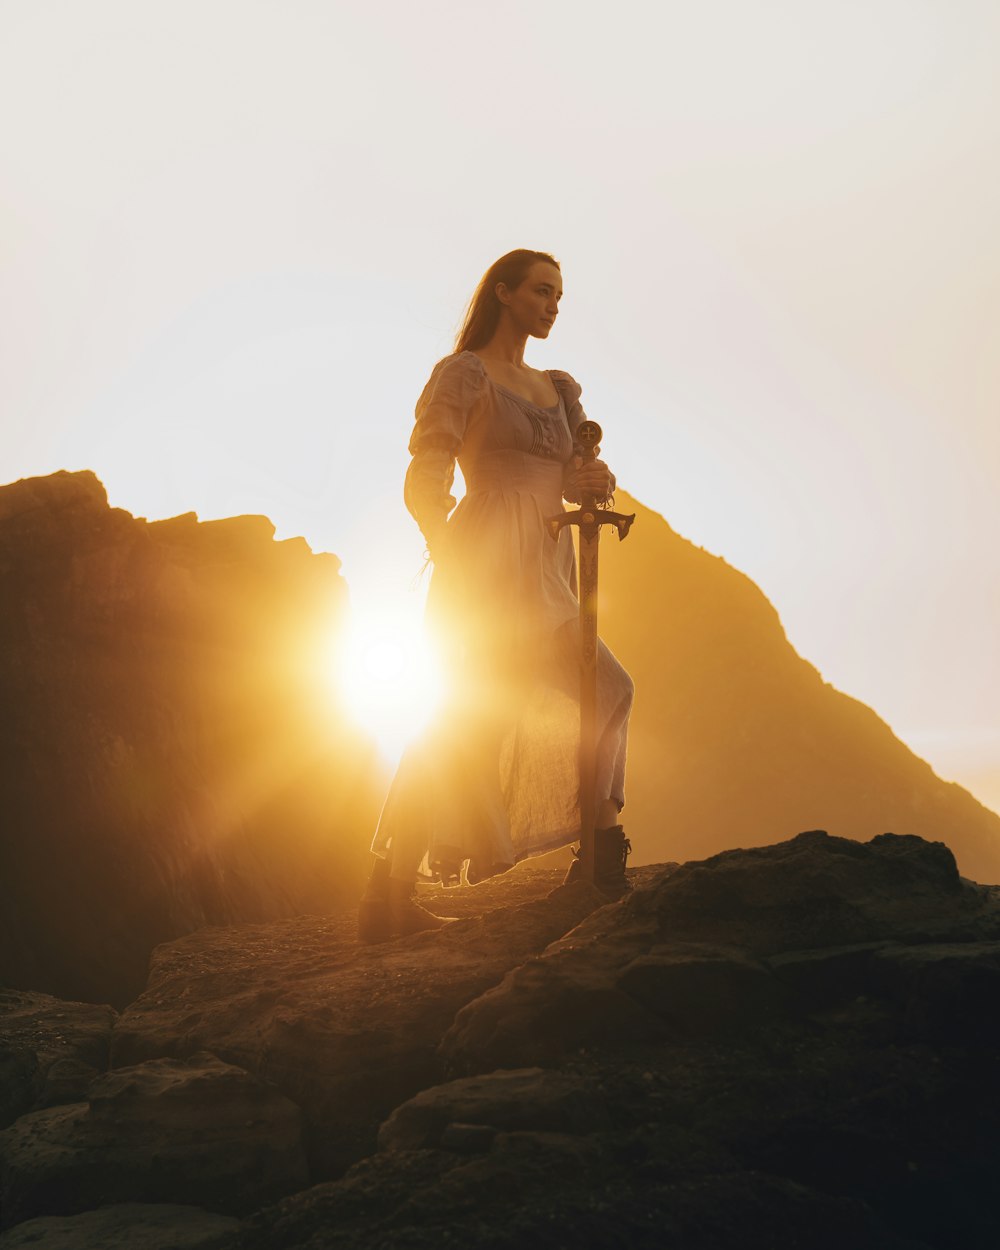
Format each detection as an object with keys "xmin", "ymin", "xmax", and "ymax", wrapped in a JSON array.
[
  {"xmin": 0, "ymin": 471, "xmax": 384, "ymax": 1007},
  {"xmin": 3, "ymin": 830, "xmax": 999, "ymax": 1248}
]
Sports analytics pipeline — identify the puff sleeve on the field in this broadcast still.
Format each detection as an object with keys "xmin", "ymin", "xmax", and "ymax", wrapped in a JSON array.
[
  {"xmin": 404, "ymin": 352, "xmax": 485, "ymax": 553},
  {"xmin": 550, "ymin": 370, "xmax": 616, "ymax": 502}
]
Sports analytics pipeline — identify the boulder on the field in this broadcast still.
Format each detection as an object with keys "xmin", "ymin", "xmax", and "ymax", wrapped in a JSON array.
[
  {"xmin": 615, "ymin": 944, "xmax": 790, "ymax": 1034},
  {"xmin": 0, "ymin": 1053, "xmax": 307, "ymax": 1228},
  {"xmin": 0, "ymin": 990, "xmax": 116, "ymax": 1127},
  {"xmin": 377, "ymin": 1067, "xmax": 605, "ymax": 1152},
  {"xmin": 873, "ymin": 940, "xmax": 1000, "ymax": 1043},
  {"xmin": 0, "ymin": 1204, "xmax": 238, "ymax": 1250},
  {"xmin": 441, "ymin": 831, "xmax": 1000, "ymax": 1073},
  {"xmin": 639, "ymin": 830, "xmax": 990, "ymax": 952}
]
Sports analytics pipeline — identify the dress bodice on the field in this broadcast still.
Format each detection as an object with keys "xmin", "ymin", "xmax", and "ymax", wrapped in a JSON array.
[{"xmin": 403, "ymin": 351, "xmax": 590, "ymax": 550}]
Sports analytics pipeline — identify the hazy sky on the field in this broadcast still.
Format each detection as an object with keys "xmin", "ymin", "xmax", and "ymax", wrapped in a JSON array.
[{"xmin": 2, "ymin": 0, "xmax": 998, "ymax": 811}]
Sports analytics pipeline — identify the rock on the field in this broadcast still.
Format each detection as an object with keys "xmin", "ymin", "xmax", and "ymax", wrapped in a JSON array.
[
  {"xmin": 441, "ymin": 831, "xmax": 1000, "ymax": 1073},
  {"xmin": 0, "ymin": 829, "xmax": 993, "ymax": 1247},
  {"xmin": 3, "ymin": 833, "xmax": 994, "ymax": 1247},
  {"xmin": 238, "ymin": 1121, "xmax": 920, "ymax": 1250},
  {"xmin": 765, "ymin": 942, "xmax": 895, "ymax": 1012},
  {"xmin": 0, "ymin": 470, "xmax": 383, "ymax": 1007},
  {"xmin": 0, "ymin": 1053, "xmax": 307, "ymax": 1228},
  {"xmin": 437, "ymin": 1122, "xmax": 498, "ymax": 1154},
  {"xmin": 641, "ymin": 831, "xmax": 990, "ymax": 954},
  {"xmin": 0, "ymin": 990, "xmax": 116, "ymax": 1127},
  {"xmin": 615, "ymin": 945, "xmax": 790, "ymax": 1034},
  {"xmin": 873, "ymin": 940, "xmax": 1000, "ymax": 1043},
  {"xmin": 377, "ymin": 1067, "xmax": 605, "ymax": 1152},
  {"xmin": 0, "ymin": 1203, "xmax": 239, "ymax": 1249},
  {"xmin": 111, "ymin": 868, "xmax": 607, "ymax": 1176}
]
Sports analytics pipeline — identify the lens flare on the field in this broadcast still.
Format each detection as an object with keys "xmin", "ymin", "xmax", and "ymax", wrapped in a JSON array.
[{"xmin": 334, "ymin": 608, "xmax": 444, "ymax": 764}]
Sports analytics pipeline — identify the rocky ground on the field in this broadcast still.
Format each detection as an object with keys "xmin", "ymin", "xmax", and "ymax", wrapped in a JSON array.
[{"xmin": 3, "ymin": 830, "xmax": 1000, "ymax": 1248}]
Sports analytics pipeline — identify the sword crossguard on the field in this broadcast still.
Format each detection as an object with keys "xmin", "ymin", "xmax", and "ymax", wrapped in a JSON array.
[{"xmin": 546, "ymin": 508, "xmax": 635, "ymax": 542}]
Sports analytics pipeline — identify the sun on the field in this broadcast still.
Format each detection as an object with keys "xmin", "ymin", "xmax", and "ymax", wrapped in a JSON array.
[{"xmin": 333, "ymin": 605, "xmax": 444, "ymax": 763}]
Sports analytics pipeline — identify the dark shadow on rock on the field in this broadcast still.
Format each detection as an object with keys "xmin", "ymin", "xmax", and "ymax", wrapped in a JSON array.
[
  {"xmin": 441, "ymin": 831, "xmax": 999, "ymax": 1073},
  {"xmin": 110, "ymin": 866, "xmax": 607, "ymax": 1177},
  {"xmin": 5, "ymin": 834, "xmax": 1000, "ymax": 1247},
  {"xmin": 0, "ymin": 1052, "xmax": 307, "ymax": 1229},
  {"xmin": 0, "ymin": 990, "xmax": 117, "ymax": 1128},
  {"xmin": 234, "ymin": 833, "xmax": 1000, "ymax": 1250},
  {"xmin": 0, "ymin": 1203, "xmax": 239, "ymax": 1249}
]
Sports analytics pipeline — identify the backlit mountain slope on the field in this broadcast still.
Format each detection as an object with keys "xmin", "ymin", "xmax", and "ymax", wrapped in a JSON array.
[{"xmin": 599, "ymin": 492, "xmax": 1000, "ymax": 882}]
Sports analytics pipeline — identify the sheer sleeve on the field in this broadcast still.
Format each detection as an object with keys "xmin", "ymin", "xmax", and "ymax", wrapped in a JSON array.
[
  {"xmin": 550, "ymin": 369, "xmax": 587, "ymax": 452},
  {"xmin": 403, "ymin": 352, "xmax": 484, "ymax": 552},
  {"xmin": 550, "ymin": 370, "xmax": 616, "ymax": 502}
]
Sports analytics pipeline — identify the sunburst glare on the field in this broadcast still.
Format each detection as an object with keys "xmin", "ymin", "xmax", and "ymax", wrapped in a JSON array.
[{"xmin": 334, "ymin": 605, "xmax": 444, "ymax": 765}]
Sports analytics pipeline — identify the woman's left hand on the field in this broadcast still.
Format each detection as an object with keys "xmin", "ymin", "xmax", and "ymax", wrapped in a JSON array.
[{"xmin": 565, "ymin": 456, "xmax": 616, "ymax": 502}]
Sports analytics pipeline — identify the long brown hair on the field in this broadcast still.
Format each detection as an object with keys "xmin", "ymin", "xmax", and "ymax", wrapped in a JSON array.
[{"xmin": 454, "ymin": 249, "xmax": 560, "ymax": 354}]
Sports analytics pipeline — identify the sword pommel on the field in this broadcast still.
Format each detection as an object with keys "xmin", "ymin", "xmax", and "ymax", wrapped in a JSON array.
[{"xmin": 577, "ymin": 420, "xmax": 602, "ymax": 454}]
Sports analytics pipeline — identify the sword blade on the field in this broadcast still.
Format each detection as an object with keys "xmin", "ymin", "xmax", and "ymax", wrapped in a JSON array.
[{"xmin": 578, "ymin": 508, "xmax": 600, "ymax": 882}]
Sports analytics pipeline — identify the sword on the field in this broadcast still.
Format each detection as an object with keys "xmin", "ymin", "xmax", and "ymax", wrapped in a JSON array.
[{"xmin": 546, "ymin": 421, "xmax": 635, "ymax": 886}]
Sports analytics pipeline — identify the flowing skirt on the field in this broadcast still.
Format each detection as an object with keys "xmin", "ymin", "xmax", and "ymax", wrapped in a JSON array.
[{"xmin": 372, "ymin": 453, "xmax": 634, "ymax": 878}]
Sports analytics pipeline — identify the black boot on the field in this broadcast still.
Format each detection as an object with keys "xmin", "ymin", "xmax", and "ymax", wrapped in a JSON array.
[
  {"xmin": 386, "ymin": 878, "xmax": 457, "ymax": 936},
  {"xmin": 358, "ymin": 855, "xmax": 458, "ymax": 942},
  {"xmin": 563, "ymin": 825, "xmax": 631, "ymax": 897}
]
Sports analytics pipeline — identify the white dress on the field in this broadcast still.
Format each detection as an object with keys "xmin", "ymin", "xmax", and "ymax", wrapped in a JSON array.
[{"xmin": 372, "ymin": 351, "xmax": 633, "ymax": 879}]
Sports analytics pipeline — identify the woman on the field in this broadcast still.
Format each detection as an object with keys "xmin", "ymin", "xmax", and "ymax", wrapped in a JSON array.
[{"xmin": 359, "ymin": 249, "xmax": 634, "ymax": 941}]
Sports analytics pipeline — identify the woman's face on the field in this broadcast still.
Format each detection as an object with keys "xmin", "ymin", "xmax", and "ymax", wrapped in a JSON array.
[{"xmin": 498, "ymin": 262, "xmax": 563, "ymax": 339}]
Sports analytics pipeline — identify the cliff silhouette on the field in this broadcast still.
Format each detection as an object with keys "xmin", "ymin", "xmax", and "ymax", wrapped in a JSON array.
[
  {"xmin": 0, "ymin": 471, "xmax": 383, "ymax": 1007},
  {"xmin": 600, "ymin": 491, "xmax": 1000, "ymax": 882}
]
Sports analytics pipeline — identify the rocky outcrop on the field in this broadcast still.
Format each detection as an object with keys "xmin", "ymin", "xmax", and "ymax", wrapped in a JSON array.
[
  {"xmin": 0, "ymin": 865, "xmax": 606, "ymax": 1241},
  {"xmin": 441, "ymin": 830, "xmax": 1000, "ymax": 1071},
  {"xmin": 110, "ymin": 868, "xmax": 607, "ymax": 1175},
  {"xmin": 0, "ymin": 471, "xmax": 384, "ymax": 1006},
  {"xmin": 236, "ymin": 833, "xmax": 1000, "ymax": 1249},
  {"xmin": 0, "ymin": 1204, "xmax": 239, "ymax": 1250},
  {"xmin": 0, "ymin": 990, "xmax": 117, "ymax": 1128},
  {"xmin": 601, "ymin": 492, "xmax": 1000, "ymax": 882},
  {"xmin": 0, "ymin": 1053, "xmax": 307, "ymax": 1228},
  {"xmin": 2, "ymin": 834, "xmax": 998, "ymax": 1247}
]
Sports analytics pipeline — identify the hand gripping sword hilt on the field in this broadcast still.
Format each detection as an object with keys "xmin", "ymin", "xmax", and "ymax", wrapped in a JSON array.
[{"xmin": 546, "ymin": 422, "xmax": 635, "ymax": 542}]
